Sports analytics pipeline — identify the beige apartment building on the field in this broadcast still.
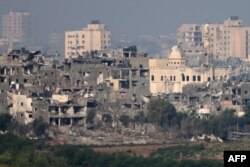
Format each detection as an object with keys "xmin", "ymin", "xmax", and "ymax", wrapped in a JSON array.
[
  {"xmin": 149, "ymin": 46, "xmax": 229, "ymax": 95},
  {"xmin": 178, "ymin": 17, "xmax": 250, "ymax": 60},
  {"xmin": 65, "ymin": 20, "xmax": 111, "ymax": 58}
]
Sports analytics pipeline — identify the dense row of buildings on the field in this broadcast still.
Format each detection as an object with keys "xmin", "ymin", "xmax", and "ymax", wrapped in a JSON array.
[
  {"xmin": 0, "ymin": 45, "xmax": 250, "ymax": 125},
  {"xmin": 2, "ymin": 12, "xmax": 250, "ymax": 143}
]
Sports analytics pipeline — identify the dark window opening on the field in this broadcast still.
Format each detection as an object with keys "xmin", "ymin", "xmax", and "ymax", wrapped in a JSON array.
[
  {"xmin": 151, "ymin": 75, "xmax": 155, "ymax": 81},
  {"xmin": 193, "ymin": 76, "xmax": 196, "ymax": 81}
]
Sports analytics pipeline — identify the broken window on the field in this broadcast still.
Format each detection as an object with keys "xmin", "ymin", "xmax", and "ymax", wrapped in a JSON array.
[
  {"xmin": 132, "ymin": 81, "xmax": 138, "ymax": 87},
  {"xmin": 238, "ymin": 89, "xmax": 241, "ymax": 95},
  {"xmin": 120, "ymin": 81, "xmax": 129, "ymax": 89}
]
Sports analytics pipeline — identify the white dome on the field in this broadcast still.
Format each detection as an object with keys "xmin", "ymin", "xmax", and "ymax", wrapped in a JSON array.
[{"xmin": 168, "ymin": 46, "xmax": 184, "ymax": 59}]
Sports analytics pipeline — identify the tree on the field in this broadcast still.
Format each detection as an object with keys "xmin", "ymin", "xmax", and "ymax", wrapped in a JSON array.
[
  {"xmin": 119, "ymin": 115, "xmax": 130, "ymax": 128},
  {"xmin": 32, "ymin": 118, "xmax": 48, "ymax": 137},
  {"xmin": 0, "ymin": 114, "xmax": 12, "ymax": 131},
  {"xmin": 147, "ymin": 99, "xmax": 177, "ymax": 128}
]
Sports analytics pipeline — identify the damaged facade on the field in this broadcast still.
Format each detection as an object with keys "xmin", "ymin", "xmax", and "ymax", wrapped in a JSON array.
[
  {"xmin": 1, "ymin": 45, "xmax": 250, "ymax": 144},
  {"xmin": 0, "ymin": 46, "xmax": 150, "ymax": 128}
]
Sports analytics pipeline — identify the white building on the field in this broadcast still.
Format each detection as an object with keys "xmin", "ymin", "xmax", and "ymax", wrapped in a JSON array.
[
  {"xmin": 149, "ymin": 46, "xmax": 229, "ymax": 95},
  {"xmin": 65, "ymin": 20, "xmax": 111, "ymax": 59}
]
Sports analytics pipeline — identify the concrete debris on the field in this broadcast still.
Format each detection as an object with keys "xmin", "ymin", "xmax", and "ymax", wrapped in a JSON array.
[{"xmin": 0, "ymin": 46, "xmax": 250, "ymax": 145}]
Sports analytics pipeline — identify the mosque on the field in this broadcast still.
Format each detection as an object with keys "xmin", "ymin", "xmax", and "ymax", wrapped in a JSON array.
[{"xmin": 149, "ymin": 46, "xmax": 230, "ymax": 95}]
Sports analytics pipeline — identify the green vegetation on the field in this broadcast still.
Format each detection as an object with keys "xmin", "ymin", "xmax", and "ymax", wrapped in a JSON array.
[
  {"xmin": 0, "ymin": 114, "xmax": 12, "ymax": 131},
  {"xmin": 147, "ymin": 99, "xmax": 185, "ymax": 128},
  {"xmin": 147, "ymin": 99, "xmax": 250, "ymax": 140},
  {"xmin": 151, "ymin": 144, "xmax": 205, "ymax": 159},
  {"xmin": 0, "ymin": 134, "xmax": 223, "ymax": 167},
  {"xmin": 32, "ymin": 118, "xmax": 48, "ymax": 137}
]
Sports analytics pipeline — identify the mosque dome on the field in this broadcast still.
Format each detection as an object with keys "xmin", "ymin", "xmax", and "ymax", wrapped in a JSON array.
[{"xmin": 168, "ymin": 46, "xmax": 184, "ymax": 59}]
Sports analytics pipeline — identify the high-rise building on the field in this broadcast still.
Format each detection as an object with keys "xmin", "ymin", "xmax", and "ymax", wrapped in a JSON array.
[
  {"xmin": 177, "ymin": 17, "xmax": 250, "ymax": 60},
  {"xmin": 65, "ymin": 20, "xmax": 111, "ymax": 59},
  {"xmin": 202, "ymin": 17, "xmax": 250, "ymax": 59},
  {"xmin": 1, "ymin": 11, "xmax": 32, "ymax": 51},
  {"xmin": 48, "ymin": 32, "xmax": 64, "ymax": 56},
  {"xmin": 177, "ymin": 24, "xmax": 204, "ymax": 57}
]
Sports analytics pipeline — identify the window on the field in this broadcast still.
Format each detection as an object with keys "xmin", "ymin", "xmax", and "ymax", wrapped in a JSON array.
[
  {"xmin": 21, "ymin": 102, "xmax": 23, "ymax": 106},
  {"xmin": 245, "ymin": 91, "xmax": 248, "ymax": 95},
  {"xmin": 193, "ymin": 76, "xmax": 196, "ymax": 81},
  {"xmin": 170, "ymin": 76, "xmax": 172, "ymax": 81},
  {"xmin": 197, "ymin": 76, "xmax": 201, "ymax": 81},
  {"xmin": 208, "ymin": 77, "xmax": 211, "ymax": 81},
  {"xmin": 173, "ymin": 76, "xmax": 176, "ymax": 81},
  {"xmin": 151, "ymin": 75, "xmax": 155, "ymax": 81},
  {"xmin": 161, "ymin": 76, "xmax": 163, "ymax": 81},
  {"xmin": 182, "ymin": 74, "xmax": 185, "ymax": 81},
  {"xmin": 186, "ymin": 76, "xmax": 189, "ymax": 81}
]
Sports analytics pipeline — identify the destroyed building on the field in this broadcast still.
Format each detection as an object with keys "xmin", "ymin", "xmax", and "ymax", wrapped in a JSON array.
[
  {"xmin": 1, "ymin": 45, "xmax": 250, "ymax": 145},
  {"xmin": 0, "ymin": 46, "xmax": 150, "ymax": 128}
]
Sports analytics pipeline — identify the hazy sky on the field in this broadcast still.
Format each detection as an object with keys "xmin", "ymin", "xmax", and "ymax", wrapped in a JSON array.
[{"xmin": 1, "ymin": 0, "xmax": 250, "ymax": 45}]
